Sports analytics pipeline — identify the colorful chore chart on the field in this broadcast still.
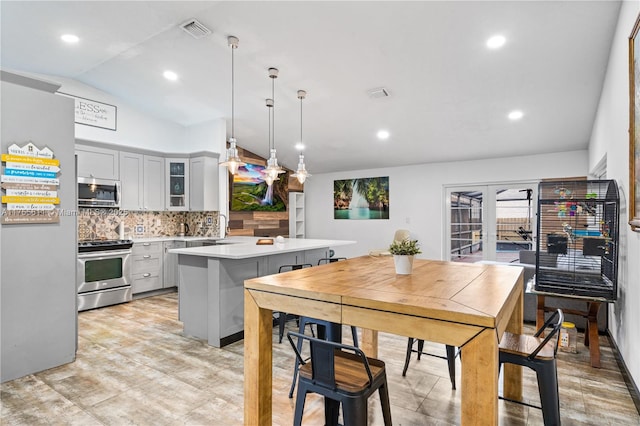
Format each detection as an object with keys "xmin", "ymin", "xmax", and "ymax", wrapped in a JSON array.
[{"xmin": 1, "ymin": 142, "xmax": 60, "ymax": 224}]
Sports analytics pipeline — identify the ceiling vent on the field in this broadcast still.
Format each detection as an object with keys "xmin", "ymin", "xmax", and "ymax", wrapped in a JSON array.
[
  {"xmin": 180, "ymin": 19, "xmax": 212, "ymax": 39},
  {"xmin": 368, "ymin": 87, "xmax": 390, "ymax": 98}
]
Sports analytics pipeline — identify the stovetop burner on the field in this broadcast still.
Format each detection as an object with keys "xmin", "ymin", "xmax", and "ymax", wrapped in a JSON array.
[{"xmin": 78, "ymin": 239, "xmax": 134, "ymax": 253}]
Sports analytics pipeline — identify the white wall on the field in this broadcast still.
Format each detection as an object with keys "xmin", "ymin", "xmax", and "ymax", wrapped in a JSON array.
[
  {"xmin": 14, "ymin": 72, "xmax": 227, "ymax": 155},
  {"xmin": 306, "ymin": 150, "xmax": 588, "ymax": 260},
  {"xmin": 589, "ymin": 0, "xmax": 640, "ymax": 389}
]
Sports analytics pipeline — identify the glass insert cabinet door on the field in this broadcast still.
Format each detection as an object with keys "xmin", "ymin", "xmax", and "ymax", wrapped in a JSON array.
[{"xmin": 165, "ymin": 158, "xmax": 189, "ymax": 210}]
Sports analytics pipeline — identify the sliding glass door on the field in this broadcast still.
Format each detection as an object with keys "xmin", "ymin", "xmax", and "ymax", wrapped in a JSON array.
[{"xmin": 445, "ymin": 182, "xmax": 537, "ymax": 263}]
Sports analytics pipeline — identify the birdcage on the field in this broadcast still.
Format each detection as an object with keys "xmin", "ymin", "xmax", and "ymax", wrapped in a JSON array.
[{"xmin": 535, "ymin": 180, "xmax": 619, "ymax": 300}]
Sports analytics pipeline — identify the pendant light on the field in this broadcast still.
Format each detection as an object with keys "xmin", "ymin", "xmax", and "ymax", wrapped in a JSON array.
[
  {"xmin": 219, "ymin": 35, "xmax": 246, "ymax": 175},
  {"xmin": 264, "ymin": 67, "xmax": 286, "ymax": 181},
  {"xmin": 264, "ymin": 97, "xmax": 277, "ymax": 186},
  {"xmin": 291, "ymin": 90, "xmax": 311, "ymax": 184}
]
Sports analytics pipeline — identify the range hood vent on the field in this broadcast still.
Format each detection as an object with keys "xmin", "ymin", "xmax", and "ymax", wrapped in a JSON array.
[{"xmin": 180, "ymin": 19, "xmax": 212, "ymax": 39}]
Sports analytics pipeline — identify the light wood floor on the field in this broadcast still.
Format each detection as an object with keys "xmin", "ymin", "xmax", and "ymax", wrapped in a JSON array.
[{"xmin": 1, "ymin": 292, "xmax": 638, "ymax": 425}]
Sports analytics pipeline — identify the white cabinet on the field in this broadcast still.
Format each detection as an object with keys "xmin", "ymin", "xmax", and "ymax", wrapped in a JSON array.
[
  {"xmin": 119, "ymin": 152, "xmax": 143, "ymax": 210},
  {"xmin": 119, "ymin": 152, "xmax": 165, "ymax": 211},
  {"xmin": 163, "ymin": 240, "xmax": 185, "ymax": 288},
  {"xmin": 165, "ymin": 158, "xmax": 189, "ymax": 211},
  {"xmin": 143, "ymin": 155, "xmax": 165, "ymax": 211},
  {"xmin": 189, "ymin": 154, "xmax": 219, "ymax": 211},
  {"xmin": 76, "ymin": 144, "xmax": 119, "ymax": 180},
  {"xmin": 289, "ymin": 192, "xmax": 305, "ymax": 238},
  {"xmin": 131, "ymin": 242, "xmax": 163, "ymax": 294}
]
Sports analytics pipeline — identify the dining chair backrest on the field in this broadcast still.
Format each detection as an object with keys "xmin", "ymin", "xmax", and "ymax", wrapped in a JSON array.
[
  {"xmin": 530, "ymin": 308, "xmax": 564, "ymax": 359},
  {"xmin": 279, "ymin": 264, "xmax": 312, "ymax": 273},
  {"xmin": 287, "ymin": 331, "xmax": 374, "ymax": 391}
]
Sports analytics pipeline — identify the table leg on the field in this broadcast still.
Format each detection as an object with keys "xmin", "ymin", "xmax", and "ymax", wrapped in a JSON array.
[
  {"xmin": 244, "ymin": 289, "xmax": 273, "ymax": 425},
  {"xmin": 536, "ymin": 295, "xmax": 546, "ymax": 332},
  {"xmin": 461, "ymin": 328, "xmax": 499, "ymax": 425},
  {"xmin": 504, "ymin": 289, "xmax": 524, "ymax": 401},
  {"xmin": 585, "ymin": 302, "xmax": 601, "ymax": 368},
  {"xmin": 360, "ymin": 328, "xmax": 378, "ymax": 358}
]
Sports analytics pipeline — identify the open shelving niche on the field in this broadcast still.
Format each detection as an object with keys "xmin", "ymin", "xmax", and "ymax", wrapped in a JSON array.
[{"xmin": 289, "ymin": 192, "xmax": 305, "ymax": 238}]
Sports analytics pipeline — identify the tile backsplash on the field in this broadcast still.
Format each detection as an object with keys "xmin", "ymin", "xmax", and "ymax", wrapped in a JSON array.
[{"xmin": 78, "ymin": 209, "xmax": 220, "ymax": 241}]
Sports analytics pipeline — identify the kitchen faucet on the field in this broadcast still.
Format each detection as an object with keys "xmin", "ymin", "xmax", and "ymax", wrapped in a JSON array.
[{"xmin": 218, "ymin": 213, "xmax": 230, "ymax": 238}]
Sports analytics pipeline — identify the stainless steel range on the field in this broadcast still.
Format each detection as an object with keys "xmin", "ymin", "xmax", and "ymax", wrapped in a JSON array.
[{"xmin": 77, "ymin": 239, "xmax": 134, "ymax": 311}]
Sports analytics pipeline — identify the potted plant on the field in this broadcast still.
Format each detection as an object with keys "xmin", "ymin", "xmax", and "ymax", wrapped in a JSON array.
[{"xmin": 388, "ymin": 239, "xmax": 421, "ymax": 274}]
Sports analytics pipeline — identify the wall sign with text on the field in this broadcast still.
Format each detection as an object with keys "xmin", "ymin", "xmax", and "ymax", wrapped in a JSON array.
[
  {"xmin": 1, "ymin": 142, "xmax": 60, "ymax": 224},
  {"xmin": 59, "ymin": 93, "xmax": 117, "ymax": 131}
]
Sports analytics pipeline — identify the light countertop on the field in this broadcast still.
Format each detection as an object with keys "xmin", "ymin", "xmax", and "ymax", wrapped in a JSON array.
[{"xmin": 168, "ymin": 237, "xmax": 356, "ymax": 260}]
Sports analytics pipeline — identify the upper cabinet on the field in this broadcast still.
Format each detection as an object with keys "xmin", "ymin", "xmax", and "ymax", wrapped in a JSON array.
[
  {"xmin": 143, "ymin": 155, "xmax": 165, "ymax": 211},
  {"xmin": 76, "ymin": 144, "xmax": 119, "ymax": 180},
  {"xmin": 166, "ymin": 158, "xmax": 189, "ymax": 211},
  {"xmin": 119, "ymin": 152, "xmax": 165, "ymax": 211},
  {"xmin": 119, "ymin": 152, "xmax": 143, "ymax": 210},
  {"xmin": 189, "ymin": 154, "xmax": 219, "ymax": 211}
]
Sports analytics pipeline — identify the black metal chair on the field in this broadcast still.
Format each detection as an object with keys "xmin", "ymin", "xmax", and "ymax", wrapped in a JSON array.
[
  {"xmin": 499, "ymin": 308, "xmax": 564, "ymax": 426},
  {"xmin": 288, "ymin": 318, "xmax": 359, "ymax": 398},
  {"xmin": 402, "ymin": 339, "xmax": 457, "ymax": 389},
  {"xmin": 275, "ymin": 264, "xmax": 312, "ymax": 343},
  {"xmin": 317, "ymin": 257, "xmax": 347, "ymax": 265},
  {"xmin": 287, "ymin": 331, "xmax": 392, "ymax": 426}
]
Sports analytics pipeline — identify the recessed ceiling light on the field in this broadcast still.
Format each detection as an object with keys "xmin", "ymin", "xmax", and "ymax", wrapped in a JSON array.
[
  {"xmin": 508, "ymin": 110, "xmax": 524, "ymax": 120},
  {"xmin": 486, "ymin": 35, "xmax": 506, "ymax": 49},
  {"xmin": 295, "ymin": 142, "xmax": 305, "ymax": 151},
  {"xmin": 60, "ymin": 34, "xmax": 79, "ymax": 43},
  {"xmin": 163, "ymin": 70, "xmax": 178, "ymax": 81},
  {"xmin": 377, "ymin": 130, "xmax": 390, "ymax": 140}
]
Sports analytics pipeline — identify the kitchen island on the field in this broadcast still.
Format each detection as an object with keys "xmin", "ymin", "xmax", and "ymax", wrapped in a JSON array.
[{"xmin": 168, "ymin": 237, "xmax": 355, "ymax": 347}]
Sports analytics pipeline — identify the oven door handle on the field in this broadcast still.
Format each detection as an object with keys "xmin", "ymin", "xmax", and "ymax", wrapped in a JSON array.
[{"xmin": 78, "ymin": 249, "xmax": 132, "ymax": 259}]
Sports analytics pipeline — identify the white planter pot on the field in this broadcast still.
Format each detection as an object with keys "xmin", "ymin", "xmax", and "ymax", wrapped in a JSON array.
[{"xmin": 393, "ymin": 255, "xmax": 414, "ymax": 275}]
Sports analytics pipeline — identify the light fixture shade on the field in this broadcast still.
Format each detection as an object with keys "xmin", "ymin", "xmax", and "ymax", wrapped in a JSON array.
[
  {"xmin": 219, "ymin": 138, "xmax": 245, "ymax": 175},
  {"xmin": 292, "ymin": 154, "xmax": 311, "ymax": 184},
  {"xmin": 264, "ymin": 148, "xmax": 286, "ymax": 179},
  {"xmin": 292, "ymin": 89, "xmax": 310, "ymax": 184}
]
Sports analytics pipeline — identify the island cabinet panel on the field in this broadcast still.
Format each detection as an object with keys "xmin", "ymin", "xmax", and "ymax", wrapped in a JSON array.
[
  {"xmin": 170, "ymin": 237, "xmax": 355, "ymax": 348},
  {"xmin": 178, "ymin": 255, "xmax": 262, "ymax": 347},
  {"xmin": 131, "ymin": 242, "xmax": 163, "ymax": 294}
]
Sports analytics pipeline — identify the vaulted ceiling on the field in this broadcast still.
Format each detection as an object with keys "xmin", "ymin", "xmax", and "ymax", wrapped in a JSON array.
[{"xmin": 0, "ymin": 1, "xmax": 622, "ymax": 173}]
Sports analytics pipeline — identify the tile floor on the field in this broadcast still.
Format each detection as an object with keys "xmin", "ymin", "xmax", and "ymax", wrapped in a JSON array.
[{"xmin": 1, "ymin": 291, "xmax": 638, "ymax": 425}]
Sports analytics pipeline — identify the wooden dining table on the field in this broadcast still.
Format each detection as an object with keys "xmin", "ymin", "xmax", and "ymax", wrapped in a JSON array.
[{"xmin": 244, "ymin": 256, "xmax": 524, "ymax": 425}]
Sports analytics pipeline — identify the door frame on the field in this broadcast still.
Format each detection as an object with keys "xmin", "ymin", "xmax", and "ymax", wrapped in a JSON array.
[{"xmin": 443, "ymin": 180, "xmax": 539, "ymax": 261}]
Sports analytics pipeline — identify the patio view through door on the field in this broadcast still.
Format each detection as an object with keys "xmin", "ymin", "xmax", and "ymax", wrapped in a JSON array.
[{"xmin": 445, "ymin": 182, "xmax": 537, "ymax": 263}]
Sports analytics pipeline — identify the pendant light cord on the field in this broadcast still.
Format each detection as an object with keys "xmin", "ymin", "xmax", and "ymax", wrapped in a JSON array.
[
  {"xmin": 300, "ymin": 95, "xmax": 303, "ymax": 145},
  {"xmin": 271, "ymin": 76, "xmax": 275, "ymax": 150},
  {"xmin": 231, "ymin": 45, "xmax": 235, "ymax": 139}
]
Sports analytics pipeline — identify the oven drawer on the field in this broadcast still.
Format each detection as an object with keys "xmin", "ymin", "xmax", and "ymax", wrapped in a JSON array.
[
  {"xmin": 132, "ymin": 273, "xmax": 163, "ymax": 294},
  {"xmin": 78, "ymin": 286, "xmax": 132, "ymax": 312},
  {"xmin": 132, "ymin": 254, "xmax": 162, "ymax": 274},
  {"xmin": 132, "ymin": 242, "xmax": 162, "ymax": 255}
]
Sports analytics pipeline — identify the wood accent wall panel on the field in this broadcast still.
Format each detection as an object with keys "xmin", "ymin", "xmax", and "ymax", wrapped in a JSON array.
[{"xmin": 227, "ymin": 145, "xmax": 303, "ymax": 237}]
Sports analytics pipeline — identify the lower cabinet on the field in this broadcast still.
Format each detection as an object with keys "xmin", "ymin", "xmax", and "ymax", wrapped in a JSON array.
[
  {"xmin": 132, "ymin": 242, "xmax": 163, "ymax": 294},
  {"xmin": 163, "ymin": 241, "xmax": 186, "ymax": 288}
]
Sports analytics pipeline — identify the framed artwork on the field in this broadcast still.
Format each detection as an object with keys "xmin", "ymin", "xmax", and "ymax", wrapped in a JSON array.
[
  {"xmin": 334, "ymin": 176, "xmax": 389, "ymax": 220},
  {"xmin": 230, "ymin": 163, "xmax": 286, "ymax": 212},
  {"xmin": 58, "ymin": 93, "xmax": 117, "ymax": 131},
  {"xmin": 630, "ymin": 13, "xmax": 640, "ymax": 231}
]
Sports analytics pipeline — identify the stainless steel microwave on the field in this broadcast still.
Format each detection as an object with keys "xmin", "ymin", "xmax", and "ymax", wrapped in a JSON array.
[{"xmin": 78, "ymin": 177, "xmax": 120, "ymax": 208}]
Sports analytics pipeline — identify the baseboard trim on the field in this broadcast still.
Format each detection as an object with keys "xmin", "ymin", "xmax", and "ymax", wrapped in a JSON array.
[
  {"xmin": 607, "ymin": 331, "xmax": 640, "ymax": 415},
  {"xmin": 220, "ymin": 330, "xmax": 244, "ymax": 347}
]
